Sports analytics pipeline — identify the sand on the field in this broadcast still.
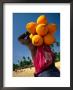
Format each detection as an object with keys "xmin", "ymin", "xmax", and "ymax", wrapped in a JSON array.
[{"xmin": 13, "ymin": 61, "xmax": 60, "ymax": 77}]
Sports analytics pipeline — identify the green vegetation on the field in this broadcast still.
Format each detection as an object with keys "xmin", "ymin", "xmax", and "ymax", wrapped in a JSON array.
[
  {"xmin": 13, "ymin": 56, "xmax": 33, "ymax": 71},
  {"xmin": 50, "ymin": 41, "xmax": 60, "ymax": 62},
  {"xmin": 13, "ymin": 64, "xmax": 19, "ymax": 71},
  {"xmin": 55, "ymin": 52, "xmax": 60, "ymax": 62}
]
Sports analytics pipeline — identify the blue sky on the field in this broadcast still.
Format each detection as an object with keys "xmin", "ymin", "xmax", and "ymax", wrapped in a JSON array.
[{"xmin": 13, "ymin": 13, "xmax": 60, "ymax": 64}]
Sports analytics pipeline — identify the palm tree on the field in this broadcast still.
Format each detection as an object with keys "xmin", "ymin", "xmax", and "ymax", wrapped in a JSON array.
[
  {"xmin": 23, "ymin": 56, "xmax": 26, "ymax": 60},
  {"xmin": 13, "ymin": 63, "xmax": 19, "ymax": 71},
  {"xmin": 50, "ymin": 41, "xmax": 60, "ymax": 62},
  {"xmin": 56, "ymin": 41, "xmax": 60, "ymax": 46},
  {"xmin": 27, "ymin": 56, "xmax": 30, "ymax": 60}
]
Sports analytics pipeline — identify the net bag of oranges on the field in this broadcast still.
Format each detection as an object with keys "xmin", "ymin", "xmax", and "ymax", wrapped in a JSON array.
[{"xmin": 25, "ymin": 15, "xmax": 57, "ymax": 75}]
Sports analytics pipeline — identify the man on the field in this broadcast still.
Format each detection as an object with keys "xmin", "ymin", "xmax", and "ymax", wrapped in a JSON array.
[{"xmin": 18, "ymin": 32, "xmax": 60, "ymax": 77}]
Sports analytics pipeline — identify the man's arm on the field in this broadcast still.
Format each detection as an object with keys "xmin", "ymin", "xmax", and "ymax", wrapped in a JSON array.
[
  {"xmin": 18, "ymin": 32, "xmax": 30, "ymax": 45},
  {"xmin": 18, "ymin": 32, "xmax": 37, "ymax": 59}
]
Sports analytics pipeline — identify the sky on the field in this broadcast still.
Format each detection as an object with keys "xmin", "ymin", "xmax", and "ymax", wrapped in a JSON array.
[{"xmin": 13, "ymin": 13, "xmax": 60, "ymax": 64}]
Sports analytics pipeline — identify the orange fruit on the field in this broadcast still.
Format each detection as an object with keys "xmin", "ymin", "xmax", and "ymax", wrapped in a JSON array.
[
  {"xmin": 47, "ymin": 23, "xmax": 57, "ymax": 34},
  {"xmin": 37, "ymin": 15, "xmax": 48, "ymax": 24},
  {"xmin": 36, "ymin": 24, "xmax": 48, "ymax": 36},
  {"xmin": 29, "ymin": 34, "xmax": 34, "ymax": 40},
  {"xmin": 32, "ymin": 35, "xmax": 43, "ymax": 46},
  {"xmin": 26, "ymin": 22, "xmax": 37, "ymax": 34},
  {"xmin": 44, "ymin": 33, "xmax": 55, "ymax": 45}
]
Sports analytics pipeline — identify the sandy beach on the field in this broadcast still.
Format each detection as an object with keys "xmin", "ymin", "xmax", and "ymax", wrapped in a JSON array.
[{"xmin": 13, "ymin": 61, "xmax": 60, "ymax": 77}]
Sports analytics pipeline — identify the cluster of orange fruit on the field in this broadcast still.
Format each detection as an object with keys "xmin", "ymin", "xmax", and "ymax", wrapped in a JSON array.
[{"xmin": 26, "ymin": 15, "xmax": 56, "ymax": 46}]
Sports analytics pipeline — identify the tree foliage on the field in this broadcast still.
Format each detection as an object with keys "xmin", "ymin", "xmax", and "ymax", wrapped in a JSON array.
[
  {"xmin": 13, "ymin": 56, "xmax": 33, "ymax": 70},
  {"xmin": 50, "ymin": 41, "xmax": 60, "ymax": 62},
  {"xmin": 13, "ymin": 64, "xmax": 19, "ymax": 71}
]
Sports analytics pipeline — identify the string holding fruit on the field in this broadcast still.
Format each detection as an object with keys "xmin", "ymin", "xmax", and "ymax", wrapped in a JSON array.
[{"xmin": 25, "ymin": 15, "xmax": 57, "ymax": 46}]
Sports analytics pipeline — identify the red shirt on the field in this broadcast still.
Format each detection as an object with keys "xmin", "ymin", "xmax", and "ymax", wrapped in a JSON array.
[{"xmin": 33, "ymin": 45, "xmax": 55, "ymax": 75}]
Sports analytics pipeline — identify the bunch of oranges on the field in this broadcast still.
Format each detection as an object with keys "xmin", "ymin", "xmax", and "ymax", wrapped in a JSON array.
[{"xmin": 26, "ymin": 15, "xmax": 56, "ymax": 46}]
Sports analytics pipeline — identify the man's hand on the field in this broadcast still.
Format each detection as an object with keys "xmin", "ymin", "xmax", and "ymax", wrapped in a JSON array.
[{"xmin": 19, "ymin": 39, "xmax": 25, "ymax": 44}]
